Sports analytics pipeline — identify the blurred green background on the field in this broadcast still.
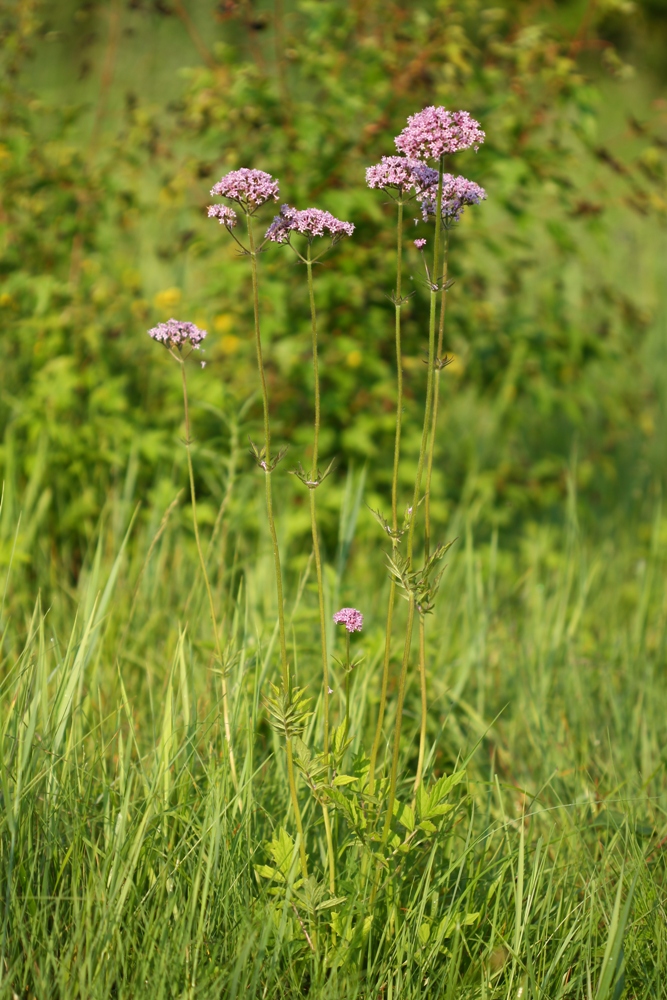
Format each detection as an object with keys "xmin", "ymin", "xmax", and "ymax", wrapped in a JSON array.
[{"xmin": 1, "ymin": 0, "xmax": 666, "ymax": 581}]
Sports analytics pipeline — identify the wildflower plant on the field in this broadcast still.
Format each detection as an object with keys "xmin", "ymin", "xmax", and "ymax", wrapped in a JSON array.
[
  {"xmin": 266, "ymin": 201, "xmax": 355, "ymax": 892},
  {"xmin": 153, "ymin": 103, "xmax": 486, "ymax": 939},
  {"xmin": 208, "ymin": 168, "xmax": 309, "ymax": 878},
  {"xmin": 147, "ymin": 319, "xmax": 237, "ymax": 787}
]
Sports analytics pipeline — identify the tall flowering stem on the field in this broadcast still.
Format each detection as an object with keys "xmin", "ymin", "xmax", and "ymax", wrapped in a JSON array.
[
  {"xmin": 368, "ymin": 197, "xmax": 405, "ymax": 798},
  {"xmin": 383, "ymin": 157, "xmax": 445, "ymax": 841},
  {"xmin": 305, "ymin": 243, "xmax": 336, "ymax": 895},
  {"xmin": 246, "ymin": 213, "xmax": 308, "ymax": 880},
  {"xmin": 181, "ymin": 363, "xmax": 237, "ymax": 789},
  {"xmin": 148, "ymin": 321, "xmax": 238, "ymax": 790},
  {"xmin": 424, "ymin": 230, "xmax": 450, "ymax": 563},
  {"xmin": 364, "ymin": 155, "xmax": 437, "ymax": 800},
  {"xmin": 264, "ymin": 203, "xmax": 353, "ymax": 894},
  {"xmin": 305, "ymin": 243, "xmax": 330, "ymax": 762},
  {"xmin": 413, "ymin": 229, "xmax": 451, "ymax": 795}
]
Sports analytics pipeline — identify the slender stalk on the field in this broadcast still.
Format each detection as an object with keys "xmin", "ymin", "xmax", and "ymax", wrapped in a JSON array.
[
  {"xmin": 369, "ymin": 197, "xmax": 404, "ymax": 797},
  {"xmin": 381, "ymin": 595, "xmax": 415, "ymax": 842},
  {"xmin": 407, "ymin": 158, "xmax": 445, "ymax": 565},
  {"xmin": 424, "ymin": 229, "xmax": 450, "ymax": 562},
  {"xmin": 415, "ymin": 229, "xmax": 451, "ymax": 794},
  {"xmin": 383, "ymin": 158, "xmax": 445, "ymax": 839},
  {"xmin": 305, "ymin": 246, "xmax": 330, "ymax": 758},
  {"xmin": 414, "ymin": 614, "xmax": 427, "ymax": 793},
  {"xmin": 305, "ymin": 243, "xmax": 336, "ymax": 893},
  {"xmin": 343, "ymin": 631, "xmax": 351, "ymax": 736},
  {"xmin": 180, "ymin": 361, "xmax": 237, "ymax": 789},
  {"xmin": 246, "ymin": 214, "xmax": 308, "ymax": 879}
]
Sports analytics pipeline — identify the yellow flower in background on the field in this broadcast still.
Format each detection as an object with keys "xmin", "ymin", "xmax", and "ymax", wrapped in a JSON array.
[
  {"xmin": 347, "ymin": 349, "xmax": 362, "ymax": 368},
  {"xmin": 153, "ymin": 287, "xmax": 182, "ymax": 314},
  {"xmin": 221, "ymin": 335, "xmax": 240, "ymax": 354},
  {"xmin": 214, "ymin": 313, "xmax": 233, "ymax": 333},
  {"xmin": 446, "ymin": 353, "xmax": 465, "ymax": 375}
]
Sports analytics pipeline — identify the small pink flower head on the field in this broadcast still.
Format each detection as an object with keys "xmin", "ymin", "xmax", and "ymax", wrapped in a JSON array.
[
  {"xmin": 365, "ymin": 156, "xmax": 438, "ymax": 196},
  {"xmin": 395, "ymin": 106, "xmax": 485, "ymax": 161},
  {"xmin": 210, "ymin": 168, "xmax": 279, "ymax": 213},
  {"xmin": 333, "ymin": 607, "xmax": 364, "ymax": 633},
  {"xmin": 265, "ymin": 205, "xmax": 354, "ymax": 244},
  {"xmin": 147, "ymin": 318, "xmax": 207, "ymax": 350},
  {"xmin": 419, "ymin": 173, "xmax": 487, "ymax": 223},
  {"xmin": 207, "ymin": 204, "xmax": 238, "ymax": 228},
  {"xmin": 414, "ymin": 238, "xmax": 427, "ymax": 249}
]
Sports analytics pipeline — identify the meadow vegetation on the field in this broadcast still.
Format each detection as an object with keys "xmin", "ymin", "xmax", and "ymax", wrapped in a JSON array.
[{"xmin": 1, "ymin": 1, "xmax": 667, "ymax": 997}]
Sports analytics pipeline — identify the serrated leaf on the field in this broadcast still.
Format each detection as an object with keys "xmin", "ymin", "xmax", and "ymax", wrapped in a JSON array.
[
  {"xmin": 333, "ymin": 774, "xmax": 356, "ymax": 787},
  {"xmin": 255, "ymin": 864, "xmax": 282, "ymax": 881},
  {"xmin": 418, "ymin": 819, "xmax": 437, "ymax": 835},
  {"xmin": 316, "ymin": 896, "xmax": 348, "ymax": 911},
  {"xmin": 394, "ymin": 800, "xmax": 415, "ymax": 832},
  {"xmin": 268, "ymin": 827, "xmax": 297, "ymax": 876},
  {"xmin": 428, "ymin": 803, "xmax": 455, "ymax": 819},
  {"xmin": 428, "ymin": 770, "xmax": 465, "ymax": 812}
]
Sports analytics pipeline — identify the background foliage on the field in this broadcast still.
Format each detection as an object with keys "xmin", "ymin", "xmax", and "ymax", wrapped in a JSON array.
[{"xmin": 1, "ymin": 0, "xmax": 666, "ymax": 570}]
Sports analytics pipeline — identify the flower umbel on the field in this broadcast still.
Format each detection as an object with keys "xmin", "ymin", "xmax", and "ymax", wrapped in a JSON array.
[
  {"xmin": 414, "ymin": 238, "xmax": 427, "ymax": 249},
  {"xmin": 266, "ymin": 205, "xmax": 354, "ymax": 244},
  {"xmin": 395, "ymin": 106, "xmax": 485, "ymax": 160},
  {"xmin": 207, "ymin": 204, "xmax": 238, "ymax": 228},
  {"xmin": 419, "ymin": 174, "xmax": 487, "ymax": 223},
  {"xmin": 147, "ymin": 319, "xmax": 207, "ymax": 350},
  {"xmin": 333, "ymin": 608, "xmax": 364, "ymax": 633},
  {"xmin": 365, "ymin": 156, "xmax": 438, "ymax": 197},
  {"xmin": 210, "ymin": 168, "xmax": 279, "ymax": 212}
]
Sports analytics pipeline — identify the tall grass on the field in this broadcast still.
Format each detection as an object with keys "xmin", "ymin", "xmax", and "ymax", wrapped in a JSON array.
[{"xmin": 1, "ymin": 472, "xmax": 666, "ymax": 997}]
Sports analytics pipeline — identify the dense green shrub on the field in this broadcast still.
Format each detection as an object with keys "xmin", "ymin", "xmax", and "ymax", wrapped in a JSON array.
[{"xmin": 0, "ymin": 0, "xmax": 665, "ymax": 564}]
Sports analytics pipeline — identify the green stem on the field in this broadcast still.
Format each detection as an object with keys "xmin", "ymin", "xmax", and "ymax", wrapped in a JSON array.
[
  {"xmin": 305, "ymin": 243, "xmax": 336, "ymax": 894},
  {"xmin": 344, "ymin": 631, "xmax": 351, "ymax": 737},
  {"xmin": 383, "ymin": 158, "xmax": 445, "ymax": 841},
  {"xmin": 415, "ymin": 230, "xmax": 450, "ymax": 794},
  {"xmin": 305, "ymin": 247, "xmax": 330, "ymax": 758},
  {"xmin": 407, "ymin": 158, "xmax": 445, "ymax": 565},
  {"xmin": 424, "ymin": 229, "xmax": 450, "ymax": 562},
  {"xmin": 414, "ymin": 613, "xmax": 427, "ymax": 794},
  {"xmin": 246, "ymin": 213, "xmax": 308, "ymax": 880},
  {"xmin": 368, "ymin": 197, "xmax": 404, "ymax": 797},
  {"xmin": 180, "ymin": 361, "xmax": 237, "ymax": 790},
  {"xmin": 381, "ymin": 595, "xmax": 415, "ymax": 841}
]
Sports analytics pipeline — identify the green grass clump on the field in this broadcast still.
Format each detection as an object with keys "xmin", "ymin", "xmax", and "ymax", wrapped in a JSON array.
[{"xmin": 1, "ymin": 482, "xmax": 666, "ymax": 998}]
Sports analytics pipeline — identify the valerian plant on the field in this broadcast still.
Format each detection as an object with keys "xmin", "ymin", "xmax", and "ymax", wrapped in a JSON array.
[{"xmin": 145, "ymin": 103, "xmax": 486, "ymax": 958}]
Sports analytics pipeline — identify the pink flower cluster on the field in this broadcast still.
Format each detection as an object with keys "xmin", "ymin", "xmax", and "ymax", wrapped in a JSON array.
[
  {"xmin": 207, "ymin": 204, "xmax": 238, "ymax": 228},
  {"xmin": 419, "ymin": 174, "xmax": 487, "ymax": 222},
  {"xmin": 265, "ymin": 205, "xmax": 355, "ymax": 243},
  {"xmin": 365, "ymin": 156, "xmax": 438, "ymax": 196},
  {"xmin": 210, "ymin": 168, "xmax": 279, "ymax": 211},
  {"xmin": 147, "ymin": 319, "xmax": 207, "ymax": 350},
  {"xmin": 333, "ymin": 607, "xmax": 364, "ymax": 633},
  {"xmin": 395, "ymin": 106, "xmax": 485, "ymax": 160},
  {"xmin": 414, "ymin": 238, "xmax": 427, "ymax": 249}
]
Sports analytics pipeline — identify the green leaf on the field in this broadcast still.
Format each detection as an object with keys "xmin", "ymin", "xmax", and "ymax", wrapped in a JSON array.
[
  {"xmin": 333, "ymin": 774, "xmax": 356, "ymax": 787},
  {"xmin": 427, "ymin": 770, "xmax": 465, "ymax": 813},
  {"xmin": 255, "ymin": 864, "xmax": 282, "ymax": 881},
  {"xmin": 268, "ymin": 827, "xmax": 297, "ymax": 878},
  {"xmin": 394, "ymin": 800, "xmax": 415, "ymax": 832}
]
